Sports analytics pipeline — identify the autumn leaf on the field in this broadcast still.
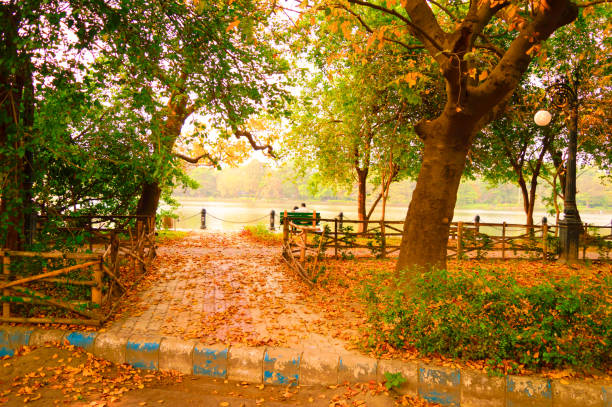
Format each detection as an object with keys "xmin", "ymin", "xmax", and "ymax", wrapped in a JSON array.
[{"xmin": 226, "ymin": 18, "xmax": 240, "ymax": 32}]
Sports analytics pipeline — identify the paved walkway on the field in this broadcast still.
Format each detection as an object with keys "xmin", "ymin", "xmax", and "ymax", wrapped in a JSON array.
[{"xmin": 104, "ymin": 232, "xmax": 358, "ymax": 355}]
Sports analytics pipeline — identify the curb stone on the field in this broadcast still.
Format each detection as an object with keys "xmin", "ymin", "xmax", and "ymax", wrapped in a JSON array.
[
  {"xmin": 65, "ymin": 331, "xmax": 97, "ymax": 352},
  {"xmin": 377, "ymin": 359, "xmax": 418, "ymax": 397},
  {"xmin": 193, "ymin": 343, "xmax": 228, "ymax": 378},
  {"xmin": 418, "ymin": 364, "xmax": 461, "ymax": 406},
  {"xmin": 126, "ymin": 334, "xmax": 162, "ymax": 370},
  {"xmin": 0, "ymin": 325, "xmax": 609, "ymax": 406},
  {"xmin": 263, "ymin": 347, "xmax": 301, "ymax": 386},
  {"xmin": 228, "ymin": 346, "xmax": 264, "ymax": 383},
  {"xmin": 301, "ymin": 350, "xmax": 339, "ymax": 386},
  {"xmin": 159, "ymin": 337, "xmax": 197, "ymax": 374},
  {"xmin": 338, "ymin": 353, "xmax": 377, "ymax": 383},
  {"xmin": 506, "ymin": 375, "xmax": 552, "ymax": 407},
  {"xmin": 93, "ymin": 331, "xmax": 128, "ymax": 364}
]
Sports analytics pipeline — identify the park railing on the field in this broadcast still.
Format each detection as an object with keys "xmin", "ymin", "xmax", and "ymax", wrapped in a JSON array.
[
  {"xmin": 0, "ymin": 215, "xmax": 156, "ymax": 326},
  {"xmin": 282, "ymin": 214, "xmax": 612, "ymax": 283}
]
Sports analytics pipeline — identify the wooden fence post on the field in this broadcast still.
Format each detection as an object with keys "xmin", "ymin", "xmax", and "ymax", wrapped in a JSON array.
[
  {"xmin": 542, "ymin": 217, "xmax": 548, "ymax": 260},
  {"xmin": 457, "ymin": 222, "xmax": 464, "ymax": 259},
  {"xmin": 334, "ymin": 217, "xmax": 338, "ymax": 259},
  {"xmin": 92, "ymin": 261, "xmax": 103, "ymax": 306},
  {"xmin": 501, "ymin": 222, "xmax": 506, "ymax": 260},
  {"xmin": 582, "ymin": 223, "xmax": 588, "ymax": 260},
  {"xmin": 380, "ymin": 220, "xmax": 386, "ymax": 258},
  {"xmin": 300, "ymin": 231, "xmax": 306, "ymax": 266},
  {"xmin": 2, "ymin": 253, "xmax": 10, "ymax": 318},
  {"xmin": 282, "ymin": 211, "xmax": 289, "ymax": 245}
]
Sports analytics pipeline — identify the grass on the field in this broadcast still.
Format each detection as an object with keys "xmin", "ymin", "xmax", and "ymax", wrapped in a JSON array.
[
  {"xmin": 240, "ymin": 224, "xmax": 283, "ymax": 245},
  {"xmin": 156, "ymin": 230, "xmax": 189, "ymax": 242}
]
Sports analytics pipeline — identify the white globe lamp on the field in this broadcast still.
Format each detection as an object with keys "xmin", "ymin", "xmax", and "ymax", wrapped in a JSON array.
[{"xmin": 534, "ymin": 110, "xmax": 552, "ymax": 126}]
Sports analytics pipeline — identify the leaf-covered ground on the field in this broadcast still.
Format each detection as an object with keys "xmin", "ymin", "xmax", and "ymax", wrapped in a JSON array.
[
  {"xmin": 104, "ymin": 232, "xmax": 356, "ymax": 354},
  {"xmin": 0, "ymin": 343, "xmax": 438, "ymax": 406},
  {"xmin": 103, "ymin": 231, "xmax": 610, "ymax": 384}
]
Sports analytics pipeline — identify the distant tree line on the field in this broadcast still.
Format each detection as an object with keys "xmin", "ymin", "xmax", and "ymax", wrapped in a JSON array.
[{"xmin": 175, "ymin": 161, "xmax": 612, "ymax": 212}]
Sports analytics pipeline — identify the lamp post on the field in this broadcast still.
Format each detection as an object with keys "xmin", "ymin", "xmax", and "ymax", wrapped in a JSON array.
[{"xmin": 534, "ymin": 78, "xmax": 581, "ymax": 262}]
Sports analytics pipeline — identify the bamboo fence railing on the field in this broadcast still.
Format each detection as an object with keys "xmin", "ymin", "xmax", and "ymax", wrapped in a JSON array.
[
  {"xmin": 281, "ymin": 213, "xmax": 612, "ymax": 284},
  {"xmin": 0, "ymin": 215, "xmax": 156, "ymax": 326}
]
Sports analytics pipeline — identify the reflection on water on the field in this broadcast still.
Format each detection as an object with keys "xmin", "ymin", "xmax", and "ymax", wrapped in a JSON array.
[{"xmin": 172, "ymin": 200, "xmax": 612, "ymax": 232}]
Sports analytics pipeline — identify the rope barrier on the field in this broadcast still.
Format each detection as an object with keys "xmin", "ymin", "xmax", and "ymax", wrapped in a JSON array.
[
  {"xmin": 177, "ymin": 212, "xmax": 200, "ymax": 222},
  {"xmin": 206, "ymin": 212, "xmax": 269, "ymax": 224}
]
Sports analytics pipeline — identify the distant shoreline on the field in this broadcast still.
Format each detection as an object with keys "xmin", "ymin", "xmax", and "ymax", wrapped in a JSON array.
[{"xmin": 172, "ymin": 196, "xmax": 610, "ymax": 214}]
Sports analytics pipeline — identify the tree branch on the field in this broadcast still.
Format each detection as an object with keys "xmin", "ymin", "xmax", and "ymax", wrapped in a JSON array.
[
  {"xmin": 174, "ymin": 152, "xmax": 217, "ymax": 165},
  {"xmin": 234, "ymin": 129, "xmax": 277, "ymax": 158},
  {"xmin": 576, "ymin": 0, "xmax": 611, "ymax": 6},
  {"xmin": 347, "ymin": 0, "xmax": 445, "ymax": 53},
  {"xmin": 341, "ymin": 6, "xmax": 425, "ymax": 51},
  {"xmin": 469, "ymin": 0, "xmax": 578, "ymax": 116},
  {"xmin": 426, "ymin": 0, "xmax": 458, "ymax": 21}
]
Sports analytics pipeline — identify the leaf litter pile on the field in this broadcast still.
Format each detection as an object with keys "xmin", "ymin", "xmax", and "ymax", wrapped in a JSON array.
[{"xmin": 0, "ymin": 342, "xmax": 181, "ymax": 406}]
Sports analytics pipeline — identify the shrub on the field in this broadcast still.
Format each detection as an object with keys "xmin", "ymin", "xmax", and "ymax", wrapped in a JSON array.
[{"xmin": 361, "ymin": 267, "xmax": 611, "ymax": 373}]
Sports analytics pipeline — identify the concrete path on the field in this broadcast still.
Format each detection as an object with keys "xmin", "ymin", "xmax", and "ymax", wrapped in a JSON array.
[{"xmin": 104, "ymin": 231, "xmax": 358, "ymax": 355}]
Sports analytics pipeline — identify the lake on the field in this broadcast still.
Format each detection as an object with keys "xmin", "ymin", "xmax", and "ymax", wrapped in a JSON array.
[{"xmin": 171, "ymin": 199, "xmax": 612, "ymax": 231}]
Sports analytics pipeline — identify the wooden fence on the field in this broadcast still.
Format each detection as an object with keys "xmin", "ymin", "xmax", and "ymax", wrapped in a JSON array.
[
  {"xmin": 282, "ymin": 215, "xmax": 612, "ymax": 284},
  {"xmin": 0, "ymin": 215, "xmax": 156, "ymax": 326}
]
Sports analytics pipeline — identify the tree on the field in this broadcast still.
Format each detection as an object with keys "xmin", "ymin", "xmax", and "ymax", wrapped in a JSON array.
[
  {"xmin": 288, "ymin": 41, "xmax": 426, "ymax": 232},
  {"xmin": 304, "ymin": 0, "xmax": 580, "ymax": 270},
  {"xmin": 536, "ymin": 10, "xmax": 611, "ymax": 223},
  {"xmin": 92, "ymin": 0, "xmax": 290, "ymax": 219},
  {"xmin": 470, "ymin": 84, "xmax": 558, "ymax": 228},
  {"xmin": 0, "ymin": 0, "xmax": 117, "ymax": 249}
]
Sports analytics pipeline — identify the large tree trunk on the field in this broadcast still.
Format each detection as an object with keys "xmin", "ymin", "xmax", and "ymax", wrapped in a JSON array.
[
  {"xmin": 396, "ymin": 119, "xmax": 473, "ymax": 272},
  {"xmin": 135, "ymin": 182, "xmax": 162, "ymax": 218},
  {"xmin": 517, "ymin": 177, "xmax": 533, "ymax": 227},
  {"xmin": 388, "ymin": 0, "xmax": 577, "ymax": 272},
  {"xmin": 0, "ymin": 4, "xmax": 29, "ymax": 251}
]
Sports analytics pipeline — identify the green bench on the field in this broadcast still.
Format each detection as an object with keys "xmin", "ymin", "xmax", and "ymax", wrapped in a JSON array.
[{"xmin": 280, "ymin": 211, "xmax": 321, "ymax": 226}]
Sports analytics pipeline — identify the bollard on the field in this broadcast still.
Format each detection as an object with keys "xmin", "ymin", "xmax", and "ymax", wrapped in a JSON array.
[
  {"xmin": 338, "ymin": 212, "xmax": 344, "ymax": 229},
  {"xmin": 200, "ymin": 208, "xmax": 206, "ymax": 230},
  {"xmin": 474, "ymin": 215, "xmax": 480, "ymax": 233},
  {"xmin": 269, "ymin": 210, "xmax": 275, "ymax": 231}
]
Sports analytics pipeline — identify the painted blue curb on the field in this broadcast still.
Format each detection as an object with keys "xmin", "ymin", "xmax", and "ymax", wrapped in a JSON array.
[
  {"xmin": 0, "ymin": 327, "xmax": 33, "ymax": 357},
  {"xmin": 263, "ymin": 349, "xmax": 301, "ymax": 386},
  {"xmin": 193, "ymin": 344, "xmax": 228, "ymax": 378},
  {"xmin": 0, "ymin": 329, "xmax": 13, "ymax": 357},
  {"xmin": 0, "ymin": 325, "xmax": 610, "ymax": 406},
  {"xmin": 126, "ymin": 339, "xmax": 160, "ymax": 370},
  {"xmin": 418, "ymin": 366, "xmax": 461, "ymax": 407},
  {"xmin": 65, "ymin": 331, "xmax": 97, "ymax": 352}
]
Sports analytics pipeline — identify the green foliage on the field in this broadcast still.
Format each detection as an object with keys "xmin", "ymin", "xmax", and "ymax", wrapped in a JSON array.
[
  {"xmin": 460, "ymin": 229, "xmax": 493, "ymax": 260},
  {"xmin": 241, "ymin": 224, "xmax": 282, "ymax": 244},
  {"xmin": 338, "ymin": 225, "xmax": 356, "ymax": 260},
  {"xmin": 587, "ymin": 227, "xmax": 612, "ymax": 260},
  {"xmin": 383, "ymin": 372, "xmax": 406, "ymax": 390},
  {"xmin": 312, "ymin": 225, "xmax": 333, "ymax": 260},
  {"xmin": 367, "ymin": 229, "xmax": 384, "ymax": 259},
  {"xmin": 361, "ymin": 267, "xmax": 611, "ymax": 373},
  {"xmin": 156, "ymin": 230, "xmax": 189, "ymax": 242}
]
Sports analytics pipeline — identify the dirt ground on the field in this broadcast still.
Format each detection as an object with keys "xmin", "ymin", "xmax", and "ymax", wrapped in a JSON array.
[{"xmin": 0, "ymin": 344, "xmax": 438, "ymax": 406}]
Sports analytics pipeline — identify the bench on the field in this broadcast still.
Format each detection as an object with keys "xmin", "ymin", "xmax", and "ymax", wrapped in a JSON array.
[{"xmin": 280, "ymin": 211, "xmax": 321, "ymax": 226}]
